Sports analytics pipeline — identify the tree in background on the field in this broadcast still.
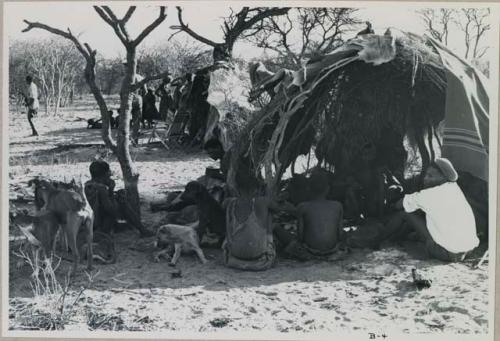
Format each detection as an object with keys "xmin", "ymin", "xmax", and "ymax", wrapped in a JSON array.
[
  {"xmin": 9, "ymin": 38, "xmax": 85, "ymax": 115},
  {"xmin": 170, "ymin": 6, "xmax": 290, "ymax": 63},
  {"xmin": 138, "ymin": 40, "xmax": 212, "ymax": 80},
  {"xmin": 23, "ymin": 5, "xmax": 169, "ymax": 217},
  {"xmin": 457, "ymin": 8, "xmax": 490, "ymax": 60},
  {"xmin": 250, "ymin": 8, "xmax": 361, "ymax": 69},
  {"xmin": 417, "ymin": 8, "xmax": 455, "ymax": 45},
  {"xmin": 96, "ymin": 56, "xmax": 124, "ymax": 95},
  {"xmin": 418, "ymin": 8, "xmax": 491, "ymax": 76}
]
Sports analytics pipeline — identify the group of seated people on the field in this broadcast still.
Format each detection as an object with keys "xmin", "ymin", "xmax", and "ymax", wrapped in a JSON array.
[{"xmin": 85, "ymin": 140, "xmax": 480, "ymax": 270}]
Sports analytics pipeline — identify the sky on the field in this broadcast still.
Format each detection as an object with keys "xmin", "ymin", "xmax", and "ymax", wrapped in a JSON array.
[{"xmin": 4, "ymin": 1, "xmax": 495, "ymax": 62}]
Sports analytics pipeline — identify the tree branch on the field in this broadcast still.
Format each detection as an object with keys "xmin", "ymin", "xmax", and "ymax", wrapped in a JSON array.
[
  {"xmin": 93, "ymin": 6, "xmax": 128, "ymax": 45},
  {"xmin": 23, "ymin": 20, "xmax": 90, "ymax": 59},
  {"xmin": 133, "ymin": 6, "xmax": 167, "ymax": 46},
  {"xmin": 131, "ymin": 70, "xmax": 170, "ymax": 91},
  {"xmin": 23, "ymin": 19, "xmax": 117, "ymax": 152},
  {"xmin": 169, "ymin": 6, "xmax": 219, "ymax": 47},
  {"xmin": 122, "ymin": 6, "xmax": 136, "ymax": 23}
]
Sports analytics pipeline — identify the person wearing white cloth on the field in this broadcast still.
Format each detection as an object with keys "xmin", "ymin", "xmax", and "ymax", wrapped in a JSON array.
[
  {"xmin": 386, "ymin": 158, "xmax": 479, "ymax": 262},
  {"xmin": 25, "ymin": 75, "xmax": 39, "ymax": 136}
]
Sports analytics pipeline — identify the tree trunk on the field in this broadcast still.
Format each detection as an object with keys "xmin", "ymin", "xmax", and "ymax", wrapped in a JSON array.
[
  {"xmin": 84, "ymin": 63, "xmax": 115, "ymax": 152},
  {"xmin": 213, "ymin": 43, "xmax": 232, "ymax": 63},
  {"xmin": 44, "ymin": 96, "xmax": 50, "ymax": 115},
  {"xmin": 117, "ymin": 48, "xmax": 141, "ymax": 215}
]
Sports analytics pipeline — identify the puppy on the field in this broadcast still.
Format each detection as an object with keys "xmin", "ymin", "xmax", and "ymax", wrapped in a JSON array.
[
  {"xmin": 180, "ymin": 181, "xmax": 226, "ymax": 242},
  {"xmin": 28, "ymin": 178, "xmax": 94, "ymax": 272},
  {"xmin": 153, "ymin": 222, "xmax": 207, "ymax": 266}
]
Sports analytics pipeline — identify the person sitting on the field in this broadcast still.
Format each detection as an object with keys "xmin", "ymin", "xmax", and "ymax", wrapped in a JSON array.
[
  {"xmin": 384, "ymin": 158, "xmax": 479, "ymax": 262},
  {"xmin": 299, "ymin": 171, "xmax": 344, "ymax": 254},
  {"xmin": 87, "ymin": 111, "xmax": 118, "ymax": 130},
  {"xmin": 223, "ymin": 172, "xmax": 293, "ymax": 271},
  {"xmin": 84, "ymin": 160, "xmax": 154, "ymax": 237},
  {"xmin": 275, "ymin": 170, "xmax": 344, "ymax": 260},
  {"xmin": 204, "ymin": 139, "xmax": 228, "ymax": 180}
]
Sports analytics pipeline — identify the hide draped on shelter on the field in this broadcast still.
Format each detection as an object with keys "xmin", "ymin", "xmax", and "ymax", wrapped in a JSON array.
[{"xmin": 227, "ymin": 32, "xmax": 489, "ymax": 196}]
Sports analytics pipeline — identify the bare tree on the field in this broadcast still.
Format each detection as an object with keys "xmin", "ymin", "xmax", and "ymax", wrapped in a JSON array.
[
  {"xmin": 170, "ymin": 6, "xmax": 290, "ymax": 62},
  {"xmin": 138, "ymin": 40, "xmax": 211, "ymax": 79},
  {"xmin": 10, "ymin": 38, "xmax": 84, "ymax": 115},
  {"xmin": 23, "ymin": 5, "xmax": 168, "ymax": 215},
  {"xmin": 417, "ymin": 8, "xmax": 455, "ymax": 45},
  {"xmin": 418, "ymin": 8, "xmax": 491, "ymax": 61},
  {"xmin": 251, "ymin": 8, "xmax": 361, "ymax": 68},
  {"xmin": 457, "ymin": 8, "xmax": 490, "ymax": 59},
  {"xmin": 96, "ymin": 56, "xmax": 124, "ymax": 95}
]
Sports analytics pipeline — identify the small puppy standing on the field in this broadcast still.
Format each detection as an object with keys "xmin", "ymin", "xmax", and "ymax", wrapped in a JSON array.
[{"xmin": 154, "ymin": 222, "xmax": 207, "ymax": 266}]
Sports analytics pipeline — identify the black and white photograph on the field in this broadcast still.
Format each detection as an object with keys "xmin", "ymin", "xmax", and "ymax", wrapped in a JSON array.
[{"xmin": 2, "ymin": 1, "xmax": 498, "ymax": 339}]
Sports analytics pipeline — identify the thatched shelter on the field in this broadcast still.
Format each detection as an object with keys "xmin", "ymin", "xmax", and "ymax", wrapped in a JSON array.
[{"xmin": 227, "ymin": 32, "xmax": 489, "ymax": 199}]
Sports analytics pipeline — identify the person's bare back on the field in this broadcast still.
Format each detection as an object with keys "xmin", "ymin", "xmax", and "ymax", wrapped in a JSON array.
[{"xmin": 298, "ymin": 200, "xmax": 343, "ymax": 252}]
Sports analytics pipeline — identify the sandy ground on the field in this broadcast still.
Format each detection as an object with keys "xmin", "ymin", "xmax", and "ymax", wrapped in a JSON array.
[{"xmin": 7, "ymin": 97, "xmax": 490, "ymax": 335}]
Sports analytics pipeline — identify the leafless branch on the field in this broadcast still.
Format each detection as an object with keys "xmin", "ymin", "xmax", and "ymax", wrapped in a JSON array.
[
  {"xmin": 122, "ymin": 6, "xmax": 136, "ymax": 24},
  {"xmin": 169, "ymin": 6, "xmax": 218, "ymax": 47},
  {"xmin": 94, "ymin": 6, "xmax": 128, "ymax": 45},
  {"xmin": 133, "ymin": 6, "xmax": 167, "ymax": 47},
  {"xmin": 250, "ymin": 8, "xmax": 359, "ymax": 67},
  {"xmin": 131, "ymin": 70, "xmax": 170, "ymax": 91},
  {"xmin": 23, "ymin": 20, "xmax": 90, "ymax": 60},
  {"xmin": 22, "ymin": 18, "xmax": 117, "ymax": 152}
]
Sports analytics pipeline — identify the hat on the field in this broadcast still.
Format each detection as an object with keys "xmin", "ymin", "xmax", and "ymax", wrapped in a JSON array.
[{"xmin": 433, "ymin": 158, "xmax": 458, "ymax": 182}]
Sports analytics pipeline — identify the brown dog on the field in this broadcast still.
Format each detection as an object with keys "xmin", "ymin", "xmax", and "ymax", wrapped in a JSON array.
[
  {"xmin": 18, "ymin": 210, "xmax": 60, "ymax": 260},
  {"xmin": 153, "ymin": 222, "xmax": 207, "ymax": 266},
  {"xmin": 27, "ymin": 178, "xmax": 94, "ymax": 272}
]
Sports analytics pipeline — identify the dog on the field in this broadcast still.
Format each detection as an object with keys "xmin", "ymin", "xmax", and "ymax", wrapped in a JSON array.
[
  {"xmin": 29, "ymin": 177, "xmax": 78, "ymax": 211},
  {"xmin": 18, "ymin": 210, "xmax": 61, "ymax": 261},
  {"xmin": 180, "ymin": 181, "xmax": 226, "ymax": 243},
  {"xmin": 27, "ymin": 177, "xmax": 94, "ymax": 272},
  {"xmin": 153, "ymin": 222, "xmax": 207, "ymax": 266}
]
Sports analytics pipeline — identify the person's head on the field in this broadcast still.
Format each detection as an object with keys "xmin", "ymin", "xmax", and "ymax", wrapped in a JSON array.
[
  {"xmin": 148, "ymin": 88, "xmax": 154, "ymax": 94},
  {"xmin": 309, "ymin": 170, "xmax": 330, "ymax": 199},
  {"xmin": 89, "ymin": 160, "xmax": 111, "ymax": 180},
  {"xmin": 204, "ymin": 139, "xmax": 224, "ymax": 160},
  {"xmin": 25, "ymin": 75, "xmax": 33, "ymax": 84},
  {"xmin": 424, "ymin": 158, "xmax": 458, "ymax": 187}
]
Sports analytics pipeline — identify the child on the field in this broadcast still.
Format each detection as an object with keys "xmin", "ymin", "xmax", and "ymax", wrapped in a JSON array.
[{"xmin": 275, "ymin": 170, "xmax": 344, "ymax": 259}]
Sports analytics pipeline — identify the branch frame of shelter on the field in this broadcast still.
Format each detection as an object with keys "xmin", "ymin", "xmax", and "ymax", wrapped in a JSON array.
[{"xmin": 229, "ymin": 31, "xmax": 488, "ymax": 198}]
